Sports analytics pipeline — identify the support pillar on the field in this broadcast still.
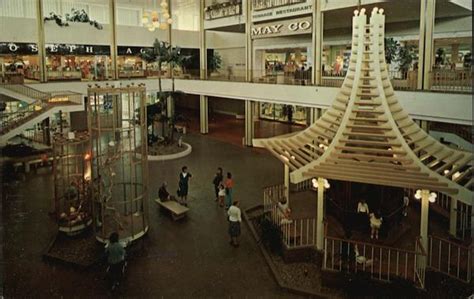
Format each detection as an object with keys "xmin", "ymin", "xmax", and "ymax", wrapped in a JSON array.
[
  {"xmin": 316, "ymin": 178, "xmax": 325, "ymax": 250},
  {"xmin": 199, "ymin": 1, "xmax": 207, "ymax": 80},
  {"xmin": 109, "ymin": 0, "xmax": 118, "ymax": 80},
  {"xmin": 199, "ymin": 95, "xmax": 208, "ymax": 134},
  {"xmin": 166, "ymin": 96, "xmax": 174, "ymax": 118},
  {"xmin": 308, "ymin": 107, "xmax": 322, "ymax": 124},
  {"xmin": 284, "ymin": 164, "xmax": 290, "ymax": 206},
  {"xmin": 418, "ymin": 189, "xmax": 430, "ymax": 269},
  {"xmin": 311, "ymin": 0, "xmax": 323, "ymax": 85},
  {"xmin": 245, "ymin": 0, "xmax": 252, "ymax": 82},
  {"xmin": 244, "ymin": 100, "xmax": 254, "ymax": 146},
  {"xmin": 417, "ymin": 0, "xmax": 436, "ymax": 90},
  {"xmin": 449, "ymin": 197, "xmax": 458, "ymax": 237},
  {"xmin": 167, "ymin": 0, "xmax": 173, "ymax": 78},
  {"xmin": 35, "ymin": 0, "xmax": 47, "ymax": 82}
]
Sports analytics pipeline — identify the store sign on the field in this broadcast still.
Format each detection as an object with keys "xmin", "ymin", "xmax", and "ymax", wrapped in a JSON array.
[
  {"xmin": 251, "ymin": 17, "xmax": 312, "ymax": 39},
  {"xmin": 0, "ymin": 43, "xmax": 38, "ymax": 55},
  {"xmin": 251, "ymin": 0, "xmax": 313, "ymax": 22},
  {"xmin": 45, "ymin": 44, "xmax": 110, "ymax": 55},
  {"xmin": 117, "ymin": 46, "xmax": 153, "ymax": 56},
  {"xmin": 0, "ymin": 42, "xmax": 110, "ymax": 55}
]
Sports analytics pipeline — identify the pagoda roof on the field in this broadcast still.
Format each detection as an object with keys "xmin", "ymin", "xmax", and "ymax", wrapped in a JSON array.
[{"xmin": 253, "ymin": 8, "xmax": 473, "ymax": 205}]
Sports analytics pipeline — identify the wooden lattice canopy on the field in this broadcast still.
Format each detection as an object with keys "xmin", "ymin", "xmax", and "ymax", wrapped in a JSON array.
[{"xmin": 253, "ymin": 8, "xmax": 473, "ymax": 205}]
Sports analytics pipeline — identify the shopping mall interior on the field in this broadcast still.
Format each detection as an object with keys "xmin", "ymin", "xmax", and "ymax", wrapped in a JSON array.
[{"xmin": 0, "ymin": 0, "xmax": 472, "ymax": 297}]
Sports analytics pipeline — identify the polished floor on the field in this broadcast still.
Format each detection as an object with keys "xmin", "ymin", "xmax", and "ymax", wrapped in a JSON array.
[
  {"xmin": 178, "ymin": 108, "xmax": 305, "ymax": 147},
  {"xmin": 2, "ymin": 132, "xmax": 304, "ymax": 298}
]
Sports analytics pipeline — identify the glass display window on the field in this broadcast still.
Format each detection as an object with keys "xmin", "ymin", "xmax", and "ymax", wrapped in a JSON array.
[
  {"xmin": 0, "ymin": 54, "xmax": 40, "ymax": 82},
  {"xmin": 259, "ymin": 102, "xmax": 307, "ymax": 125}
]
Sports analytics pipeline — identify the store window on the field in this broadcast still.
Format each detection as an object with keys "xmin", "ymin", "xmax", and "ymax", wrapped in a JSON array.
[
  {"xmin": 0, "ymin": 43, "xmax": 40, "ymax": 83},
  {"xmin": 45, "ymin": 44, "xmax": 111, "ymax": 81},
  {"xmin": 259, "ymin": 102, "xmax": 307, "ymax": 125},
  {"xmin": 254, "ymin": 47, "xmax": 311, "ymax": 84}
]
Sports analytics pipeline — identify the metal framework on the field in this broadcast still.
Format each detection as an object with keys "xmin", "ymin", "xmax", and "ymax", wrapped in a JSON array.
[
  {"xmin": 88, "ymin": 84, "xmax": 149, "ymax": 243},
  {"xmin": 253, "ymin": 9, "xmax": 473, "ymax": 206},
  {"xmin": 52, "ymin": 131, "xmax": 92, "ymax": 235}
]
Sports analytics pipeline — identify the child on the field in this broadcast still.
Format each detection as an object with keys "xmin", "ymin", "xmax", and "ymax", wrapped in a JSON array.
[{"xmin": 218, "ymin": 182, "xmax": 226, "ymax": 207}]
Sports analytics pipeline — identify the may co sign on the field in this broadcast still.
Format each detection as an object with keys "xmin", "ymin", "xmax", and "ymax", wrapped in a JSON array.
[{"xmin": 251, "ymin": 17, "xmax": 312, "ymax": 39}]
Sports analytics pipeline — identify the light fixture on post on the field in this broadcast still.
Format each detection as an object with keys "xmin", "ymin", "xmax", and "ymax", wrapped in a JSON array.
[
  {"xmin": 142, "ymin": 0, "xmax": 173, "ymax": 31},
  {"xmin": 312, "ymin": 178, "xmax": 330, "ymax": 189},
  {"xmin": 414, "ymin": 189, "xmax": 437, "ymax": 203}
]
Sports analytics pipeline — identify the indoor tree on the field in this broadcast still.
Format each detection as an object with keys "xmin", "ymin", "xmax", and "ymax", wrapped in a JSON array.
[{"xmin": 140, "ymin": 39, "xmax": 190, "ymax": 145}]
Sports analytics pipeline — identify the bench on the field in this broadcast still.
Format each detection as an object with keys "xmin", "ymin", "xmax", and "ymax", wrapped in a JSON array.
[{"xmin": 155, "ymin": 198, "xmax": 189, "ymax": 221}]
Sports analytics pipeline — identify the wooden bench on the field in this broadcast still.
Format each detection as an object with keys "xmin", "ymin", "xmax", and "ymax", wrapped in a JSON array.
[{"xmin": 155, "ymin": 198, "xmax": 189, "ymax": 221}]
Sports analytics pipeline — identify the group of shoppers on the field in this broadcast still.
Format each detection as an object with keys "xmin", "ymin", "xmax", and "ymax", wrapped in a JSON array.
[
  {"xmin": 212, "ymin": 167, "xmax": 241, "ymax": 247},
  {"xmin": 158, "ymin": 166, "xmax": 242, "ymax": 247}
]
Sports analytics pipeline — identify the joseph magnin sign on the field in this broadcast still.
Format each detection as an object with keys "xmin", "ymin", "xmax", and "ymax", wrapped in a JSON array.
[{"xmin": 251, "ymin": 16, "xmax": 312, "ymax": 39}]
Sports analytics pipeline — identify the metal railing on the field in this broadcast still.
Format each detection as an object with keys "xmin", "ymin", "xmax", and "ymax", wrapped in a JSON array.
[
  {"xmin": 323, "ymin": 236, "xmax": 427, "ymax": 288},
  {"xmin": 0, "ymin": 100, "xmax": 50, "ymax": 134},
  {"xmin": 429, "ymin": 69, "xmax": 472, "ymax": 93},
  {"xmin": 0, "ymin": 83, "xmax": 51, "ymax": 101},
  {"xmin": 428, "ymin": 235, "xmax": 472, "ymax": 283},
  {"xmin": 263, "ymin": 184, "xmax": 286, "ymax": 211}
]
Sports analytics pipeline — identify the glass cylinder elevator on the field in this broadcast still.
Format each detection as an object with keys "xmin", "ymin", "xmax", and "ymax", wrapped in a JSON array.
[{"xmin": 88, "ymin": 84, "xmax": 149, "ymax": 243}]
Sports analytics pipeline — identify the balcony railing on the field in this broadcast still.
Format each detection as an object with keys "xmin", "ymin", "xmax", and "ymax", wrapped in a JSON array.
[
  {"xmin": 0, "ymin": 83, "xmax": 51, "ymax": 101},
  {"xmin": 205, "ymin": 1, "xmax": 242, "ymax": 20},
  {"xmin": 429, "ymin": 69, "xmax": 472, "ymax": 93}
]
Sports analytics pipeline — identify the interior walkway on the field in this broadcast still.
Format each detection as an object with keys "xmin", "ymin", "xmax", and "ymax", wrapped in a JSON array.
[
  {"xmin": 2, "ymin": 133, "xmax": 305, "ymax": 298},
  {"xmin": 177, "ymin": 108, "xmax": 305, "ymax": 147}
]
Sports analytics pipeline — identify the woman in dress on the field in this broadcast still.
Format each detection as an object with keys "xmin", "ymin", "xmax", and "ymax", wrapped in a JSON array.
[
  {"xmin": 224, "ymin": 172, "xmax": 234, "ymax": 209},
  {"xmin": 178, "ymin": 166, "xmax": 192, "ymax": 206}
]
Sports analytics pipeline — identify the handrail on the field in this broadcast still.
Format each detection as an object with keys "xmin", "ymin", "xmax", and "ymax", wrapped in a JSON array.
[
  {"xmin": 429, "ymin": 234, "xmax": 472, "ymax": 250},
  {"xmin": 0, "ymin": 100, "xmax": 50, "ymax": 134},
  {"xmin": 415, "ymin": 236, "xmax": 428, "ymax": 256},
  {"xmin": 326, "ymin": 234, "xmax": 425, "ymax": 256},
  {"xmin": 0, "ymin": 83, "xmax": 51, "ymax": 100}
]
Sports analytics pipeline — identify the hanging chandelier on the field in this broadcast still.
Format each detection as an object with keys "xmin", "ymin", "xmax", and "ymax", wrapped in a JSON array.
[{"xmin": 142, "ymin": 0, "xmax": 173, "ymax": 32}]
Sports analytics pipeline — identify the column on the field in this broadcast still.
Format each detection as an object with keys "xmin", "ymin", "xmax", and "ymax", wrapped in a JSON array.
[
  {"xmin": 245, "ymin": 0, "xmax": 253, "ymax": 82},
  {"xmin": 316, "ymin": 177, "xmax": 325, "ymax": 250},
  {"xmin": 417, "ymin": 0, "xmax": 436, "ymax": 90},
  {"xmin": 308, "ymin": 107, "xmax": 321, "ymax": 124},
  {"xmin": 166, "ymin": 96, "xmax": 174, "ymax": 118},
  {"xmin": 418, "ymin": 189, "xmax": 430, "ymax": 268},
  {"xmin": 244, "ymin": 100, "xmax": 254, "ymax": 146},
  {"xmin": 311, "ymin": 0, "xmax": 323, "ymax": 85},
  {"xmin": 199, "ymin": 0, "xmax": 207, "ymax": 80},
  {"xmin": 449, "ymin": 197, "xmax": 457, "ymax": 236},
  {"xmin": 284, "ymin": 164, "xmax": 290, "ymax": 206},
  {"xmin": 167, "ymin": 0, "xmax": 173, "ymax": 78},
  {"xmin": 451, "ymin": 44, "xmax": 459, "ymax": 64},
  {"xmin": 35, "ymin": 0, "xmax": 47, "ymax": 82},
  {"xmin": 199, "ymin": 95, "xmax": 208, "ymax": 134},
  {"xmin": 109, "ymin": 0, "xmax": 118, "ymax": 80}
]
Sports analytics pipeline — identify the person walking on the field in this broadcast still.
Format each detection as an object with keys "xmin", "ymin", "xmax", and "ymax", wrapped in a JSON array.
[
  {"xmin": 212, "ymin": 167, "xmax": 223, "ymax": 202},
  {"xmin": 224, "ymin": 172, "xmax": 234, "ymax": 209},
  {"xmin": 178, "ymin": 166, "xmax": 192, "ymax": 206},
  {"xmin": 227, "ymin": 201, "xmax": 242, "ymax": 247}
]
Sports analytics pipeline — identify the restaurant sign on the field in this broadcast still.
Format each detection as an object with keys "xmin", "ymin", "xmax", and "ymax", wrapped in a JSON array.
[
  {"xmin": 251, "ymin": 1, "xmax": 313, "ymax": 22},
  {"xmin": 0, "ymin": 42, "xmax": 110, "ymax": 55},
  {"xmin": 251, "ymin": 16, "xmax": 312, "ymax": 39}
]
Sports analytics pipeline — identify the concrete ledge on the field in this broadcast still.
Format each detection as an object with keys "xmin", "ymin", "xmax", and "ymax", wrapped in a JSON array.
[
  {"xmin": 243, "ymin": 205, "xmax": 328, "ymax": 298},
  {"xmin": 145, "ymin": 142, "xmax": 192, "ymax": 161}
]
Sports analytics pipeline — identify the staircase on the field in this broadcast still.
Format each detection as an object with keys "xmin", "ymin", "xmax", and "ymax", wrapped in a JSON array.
[{"xmin": 0, "ymin": 84, "xmax": 84, "ymax": 146}]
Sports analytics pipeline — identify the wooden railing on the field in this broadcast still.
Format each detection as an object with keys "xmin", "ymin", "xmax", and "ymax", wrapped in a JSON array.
[
  {"xmin": 428, "ymin": 235, "xmax": 472, "ymax": 283},
  {"xmin": 323, "ymin": 236, "xmax": 427, "ymax": 288},
  {"xmin": 294, "ymin": 178, "xmax": 314, "ymax": 192}
]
